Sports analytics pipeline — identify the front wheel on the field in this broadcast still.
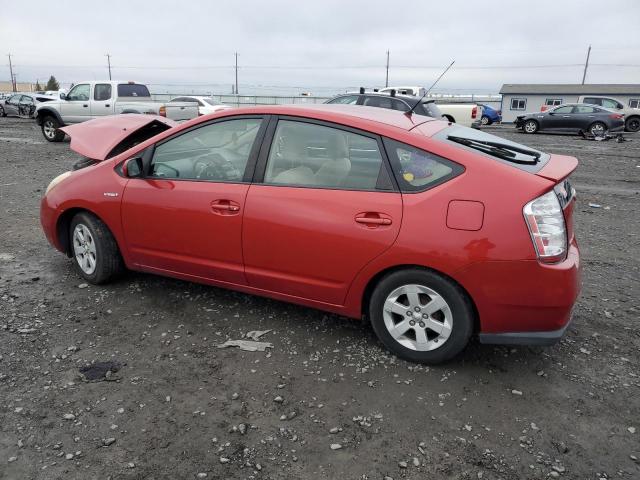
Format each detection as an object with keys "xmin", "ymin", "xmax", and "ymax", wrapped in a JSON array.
[
  {"xmin": 70, "ymin": 212, "xmax": 125, "ymax": 284},
  {"xmin": 589, "ymin": 121, "xmax": 607, "ymax": 136},
  {"xmin": 41, "ymin": 116, "xmax": 65, "ymax": 142},
  {"xmin": 523, "ymin": 119, "xmax": 538, "ymax": 134},
  {"xmin": 625, "ymin": 117, "xmax": 640, "ymax": 133},
  {"xmin": 369, "ymin": 269, "xmax": 474, "ymax": 364},
  {"xmin": 0, "ymin": 105, "xmax": 5, "ymax": 117}
]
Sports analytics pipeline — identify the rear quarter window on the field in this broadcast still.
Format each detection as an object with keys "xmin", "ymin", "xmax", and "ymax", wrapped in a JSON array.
[
  {"xmin": 383, "ymin": 138, "xmax": 463, "ymax": 192},
  {"xmin": 117, "ymin": 84, "xmax": 151, "ymax": 97}
]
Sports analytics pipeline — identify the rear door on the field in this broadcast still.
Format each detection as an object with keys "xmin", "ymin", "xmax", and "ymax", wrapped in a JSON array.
[
  {"xmin": 242, "ymin": 117, "xmax": 402, "ymax": 305},
  {"xmin": 572, "ymin": 105, "xmax": 598, "ymax": 130},
  {"xmin": 121, "ymin": 116, "xmax": 267, "ymax": 284},
  {"xmin": 91, "ymin": 83, "xmax": 113, "ymax": 117}
]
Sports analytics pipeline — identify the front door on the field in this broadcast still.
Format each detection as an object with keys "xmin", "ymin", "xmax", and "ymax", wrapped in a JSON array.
[
  {"xmin": 61, "ymin": 83, "xmax": 91, "ymax": 123},
  {"xmin": 121, "ymin": 116, "xmax": 266, "ymax": 284},
  {"xmin": 91, "ymin": 83, "xmax": 113, "ymax": 117},
  {"xmin": 242, "ymin": 118, "xmax": 402, "ymax": 305},
  {"xmin": 544, "ymin": 105, "xmax": 575, "ymax": 130}
]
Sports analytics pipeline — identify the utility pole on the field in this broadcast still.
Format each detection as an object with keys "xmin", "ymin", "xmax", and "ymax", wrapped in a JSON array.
[
  {"xmin": 581, "ymin": 45, "xmax": 591, "ymax": 85},
  {"xmin": 7, "ymin": 53, "xmax": 16, "ymax": 92},
  {"xmin": 385, "ymin": 50, "xmax": 390, "ymax": 87},
  {"xmin": 234, "ymin": 52, "xmax": 239, "ymax": 95},
  {"xmin": 106, "ymin": 54, "xmax": 112, "ymax": 80}
]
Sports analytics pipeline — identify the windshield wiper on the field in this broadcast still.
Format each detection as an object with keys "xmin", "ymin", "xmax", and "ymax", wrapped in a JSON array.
[{"xmin": 447, "ymin": 135, "xmax": 540, "ymax": 164}]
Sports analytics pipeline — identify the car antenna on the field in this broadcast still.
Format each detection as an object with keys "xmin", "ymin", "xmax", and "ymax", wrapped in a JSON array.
[{"xmin": 405, "ymin": 60, "xmax": 455, "ymax": 117}]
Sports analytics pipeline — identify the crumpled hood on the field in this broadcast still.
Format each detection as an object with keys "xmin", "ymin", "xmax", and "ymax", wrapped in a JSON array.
[{"xmin": 60, "ymin": 114, "xmax": 177, "ymax": 161}]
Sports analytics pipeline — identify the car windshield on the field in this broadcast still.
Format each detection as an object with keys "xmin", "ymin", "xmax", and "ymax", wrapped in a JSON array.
[
  {"xmin": 437, "ymin": 126, "xmax": 549, "ymax": 173},
  {"xmin": 202, "ymin": 97, "xmax": 222, "ymax": 106}
]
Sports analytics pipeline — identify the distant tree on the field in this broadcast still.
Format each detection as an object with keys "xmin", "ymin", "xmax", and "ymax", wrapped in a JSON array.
[
  {"xmin": 34, "ymin": 80, "xmax": 42, "ymax": 91},
  {"xmin": 45, "ymin": 75, "xmax": 59, "ymax": 91}
]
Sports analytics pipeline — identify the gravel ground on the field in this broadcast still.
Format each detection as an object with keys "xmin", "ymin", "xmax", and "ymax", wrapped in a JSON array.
[{"xmin": 0, "ymin": 118, "xmax": 639, "ymax": 480}]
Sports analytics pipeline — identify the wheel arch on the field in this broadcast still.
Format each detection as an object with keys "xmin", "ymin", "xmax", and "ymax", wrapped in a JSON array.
[
  {"xmin": 361, "ymin": 264, "xmax": 480, "ymax": 333},
  {"xmin": 35, "ymin": 108, "xmax": 64, "ymax": 126},
  {"xmin": 56, "ymin": 207, "xmax": 119, "ymax": 258},
  {"xmin": 443, "ymin": 114, "xmax": 456, "ymax": 123}
]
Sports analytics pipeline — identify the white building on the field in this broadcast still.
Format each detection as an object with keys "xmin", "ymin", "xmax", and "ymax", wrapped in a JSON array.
[{"xmin": 499, "ymin": 84, "xmax": 640, "ymax": 123}]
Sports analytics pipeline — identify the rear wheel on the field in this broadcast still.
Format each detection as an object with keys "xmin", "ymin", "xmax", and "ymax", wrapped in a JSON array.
[
  {"xmin": 369, "ymin": 269, "xmax": 474, "ymax": 364},
  {"xmin": 0, "ymin": 105, "xmax": 5, "ymax": 117},
  {"xmin": 523, "ymin": 119, "xmax": 538, "ymax": 134},
  {"xmin": 41, "ymin": 116, "xmax": 65, "ymax": 142},
  {"xmin": 481, "ymin": 115, "xmax": 491, "ymax": 125},
  {"xmin": 589, "ymin": 121, "xmax": 607, "ymax": 136},
  {"xmin": 70, "ymin": 212, "xmax": 124, "ymax": 284},
  {"xmin": 625, "ymin": 117, "xmax": 640, "ymax": 133}
]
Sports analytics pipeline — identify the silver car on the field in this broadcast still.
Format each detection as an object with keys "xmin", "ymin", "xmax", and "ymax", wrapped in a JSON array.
[{"xmin": 0, "ymin": 93, "xmax": 57, "ymax": 118}]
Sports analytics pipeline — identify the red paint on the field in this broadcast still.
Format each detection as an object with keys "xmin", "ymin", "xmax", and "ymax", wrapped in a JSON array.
[{"xmin": 41, "ymin": 105, "xmax": 581, "ymax": 337}]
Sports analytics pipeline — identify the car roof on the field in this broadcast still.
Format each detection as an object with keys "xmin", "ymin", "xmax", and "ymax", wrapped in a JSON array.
[
  {"xmin": 333, "ymin": 92, "xmax": 435, "ymax": 105},
  {"xmin": 200, "ymin": 104, "xmax": 443, "ymax": 133}
]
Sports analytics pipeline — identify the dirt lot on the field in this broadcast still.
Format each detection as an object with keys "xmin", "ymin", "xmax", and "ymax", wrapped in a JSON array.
[{"xmin": 0, "ymin": 117, "xmax": 638, "ymax": 480}]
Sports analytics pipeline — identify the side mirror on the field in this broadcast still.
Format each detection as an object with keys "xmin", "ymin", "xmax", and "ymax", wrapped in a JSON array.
[
  {"xmin": 123, "ymin": 157, "xmax": 144, "ymax": 178},
  {"xmin": 59, "ymin": 93, "xmax": 67, "ymax": 100}
]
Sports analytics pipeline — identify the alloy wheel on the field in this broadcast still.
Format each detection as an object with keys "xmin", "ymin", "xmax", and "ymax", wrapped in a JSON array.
[
  {"xmin": 590, "ymin": 123, "xmax": 606, "ymax": 136},
  {"xmin": 72, "ymin": 224, "xmax": 97, "ymax": 275},
  {"xmin": 524, "ymin": 121, "xmax": 537, "ymax": 133},
  {"xmin": 382, "ymin": 284, "xmax": 453, "ymax": 351},
  {"xmin": 481, "ymin": 116, "xmax": 489, "ymax": 125},
  {"xmin": 43, "ymin": 120, "xmax": 56, "ymax": 139}
]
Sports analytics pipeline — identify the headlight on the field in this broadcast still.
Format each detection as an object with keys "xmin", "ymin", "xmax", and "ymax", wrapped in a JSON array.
[{"xmin": 45, "ymin": 171, "xmax": 72, "ymax": 195}]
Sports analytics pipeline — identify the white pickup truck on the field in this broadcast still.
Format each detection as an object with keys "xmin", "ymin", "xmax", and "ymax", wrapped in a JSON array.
[
  {"xmin": 434, "ymin": 102, "xmax": 483, "ymax": 129},
  {"xmin": 35, "ymin": 81, "xmax": 199, "ymax": 142}
]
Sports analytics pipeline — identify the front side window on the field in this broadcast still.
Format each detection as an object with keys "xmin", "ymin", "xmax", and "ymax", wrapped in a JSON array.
[
  {"xmin": 94, "ymin": 84, "xmax": 112, "ymax": 101},
  {"xmin": 384, "ymin": 138, "xmax": 460, "ymax": 192},
  {"xmin": 264, "ymin": 120, "xmax": 384, "ymax": 190},
  {"xmin": 510, "ymin": 98, "xmax": 526, "ymax": 110},
  {"xmin": 328, "ymin": 95, "xmax": 359, "ymax": 105},
  {"xmin": 149, "ymin": 118, "xmax": 262, "ymax": 182},
  {"xmin": 545, "ymin": 98, "xmax": 562, "ymax": 106},
  {"xmin": 552, "ymin": 106, "xmax": 574, "ymax": 114},
  {"xmin": 67, "ymin": 84, "xmax": 90, "ymax": 101},
  {"xmin": 7, "ymin": 94, "xmax": 21, "ymax": 104},
  {"xmin": 629, "ymin": 99, "xmax": 639, "ymax": 109}
]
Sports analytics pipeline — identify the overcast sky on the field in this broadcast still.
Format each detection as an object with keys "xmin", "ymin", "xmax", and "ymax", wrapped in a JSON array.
[{"xmin": 1, "ymin": 0, "xmax": 639, "ymax": 95}]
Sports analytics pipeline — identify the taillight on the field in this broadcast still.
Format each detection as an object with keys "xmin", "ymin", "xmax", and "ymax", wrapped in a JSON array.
[
  {"xmin": 523, "ymin": 190, "xmax": 567, "ymax": 263},
  {"xmin": 609, "ymin": 113, "xmax": 623, "ymax": 119},
  {"xmin": 541, "ymin": 106, "xmax": 548, "ymax": 111},
  {"xmin": 472, "ymin": 106, "xmax": 477, "ymax": 119},
  {"xmin": 159, "ymin": 106, "xmax": 166, "ymax": 117}
]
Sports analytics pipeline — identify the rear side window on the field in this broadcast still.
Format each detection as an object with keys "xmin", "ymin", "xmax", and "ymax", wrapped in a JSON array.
[
  {"xmin": 94, "ymin": 84, "xmax": 112, "ymax": 101},
  {"xmin": 117, "ymin": 84, "xmax": 151, "ymax": 97},
  {"xmin": 629, "ymin": 99, "xmax": 639, "ymax": 109},
  {"xmin": 328, "ymin": 95, "xmax": 359, "ymax": 105},
  {"xmin": 383, "ymin": 138, "xmax": 462, "ymax": 192}
]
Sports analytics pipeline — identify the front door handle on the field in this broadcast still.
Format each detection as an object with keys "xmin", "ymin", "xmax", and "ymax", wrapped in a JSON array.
[
  {"xmin": 105, "ymin": 104, "xmax": 110, "ymax": 107},
  {"xmin": 355, "ymin": 213, "xmax": 392, "ymax": 227},
  {"xmin": 83, "ymin": 104, "xmax": 88, "ymax": 108},
  {"xmin": 211, "ymin": 199, "xmax": 241, "ymax": 215}
]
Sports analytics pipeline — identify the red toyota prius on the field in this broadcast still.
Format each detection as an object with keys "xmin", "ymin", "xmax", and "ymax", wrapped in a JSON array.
[{"xmin": 40, "ymin": 105, "xmax": 580, "ymax": 363}]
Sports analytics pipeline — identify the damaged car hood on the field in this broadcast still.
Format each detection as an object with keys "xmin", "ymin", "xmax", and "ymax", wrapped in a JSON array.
[{"xmin": 60, "ymin": 114, "xmax": 177, "ymax": 161}]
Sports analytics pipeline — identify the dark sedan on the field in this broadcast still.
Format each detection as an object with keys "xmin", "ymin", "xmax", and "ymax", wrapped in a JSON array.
[{"xmin": 515, "ymin": 103, "xmax": 625, "ymax": 135}]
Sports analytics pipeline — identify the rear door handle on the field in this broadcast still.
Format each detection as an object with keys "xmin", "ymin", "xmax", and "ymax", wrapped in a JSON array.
[{"xmin": 355, "ymin": 213, "xmax": 392, "ymax": 227}]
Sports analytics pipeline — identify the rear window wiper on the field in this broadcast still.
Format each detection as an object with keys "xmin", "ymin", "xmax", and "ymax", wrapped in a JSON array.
[{"xmin": 447, "ymin": 135, "xmax": 540, "ymax": 164}]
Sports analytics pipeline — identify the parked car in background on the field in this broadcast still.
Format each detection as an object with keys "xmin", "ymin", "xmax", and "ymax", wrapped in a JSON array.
[
  {"xmin": 169, "ymin": 96, "xmax": 232, "ymax": 116},
  {"xmin": 35, "ymin": 81, "xmax": 199, "ymax": 142},
  {"xmin": 0, "ymin": 93, "xmax": 57, "ymax": 118},
  {"xmin": 479, "ymin": 104, "xmax": 501, "ymax": 125},
  {"xmin": 325, "ymin": 92, "xmax": 444, "ymax": 119},
  {"xmin": 435, "ymin": 102, "xmax": 482, "ymax": 128},
  {"xmin": 40, "ymin": 105, "xmax": 580, "ymax": 364},
  {"xmin": 576, "ymin": 95, "xmax": 640, "ymax": 132},
  {"xmin": 378, "ymin": 86, "xmax": 426, "ymax": 97},
  {"xmin": 515, "ymin": 103, "xmax": 625, "ymax": 135}
]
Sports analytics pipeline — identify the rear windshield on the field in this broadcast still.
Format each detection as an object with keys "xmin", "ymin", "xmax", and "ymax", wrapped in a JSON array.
[
  {"xmin": 117, "ymin": 84, "xmax": 151, "ymax": 98},
  {"xmin": 436, "ymin": 125, "xmax": 550, "ymax": 173}
]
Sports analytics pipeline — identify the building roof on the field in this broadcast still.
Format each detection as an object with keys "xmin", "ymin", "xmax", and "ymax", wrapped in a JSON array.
[{"xmin": 499, "ymin": 84, "xmax": 640, "ymax": 95}]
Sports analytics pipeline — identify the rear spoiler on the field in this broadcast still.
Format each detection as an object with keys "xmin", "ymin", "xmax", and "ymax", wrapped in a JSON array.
[{"xmin": 535, "ymin": 154, "xmax": 578, "ymax": 183}]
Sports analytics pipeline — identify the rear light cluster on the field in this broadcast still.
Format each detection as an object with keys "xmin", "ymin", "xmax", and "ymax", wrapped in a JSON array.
[
  {"xmin": 471, "ymin": 106, "xmax": 477, "ymax": 119},
  {"xmin": 523, "ymin": 190, "xmax": 567, "ymax": 263},
  {"xmin": 159, "ymin": 106, "xmax": 167, "ymax": 117},
  {"xmin": 609, "ymin": 113, "xmax": 624, "ymax": 119}
]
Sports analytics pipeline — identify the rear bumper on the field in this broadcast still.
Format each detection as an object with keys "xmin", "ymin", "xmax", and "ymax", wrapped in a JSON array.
[
  {"xmin": 471, "ymin": 120, "xmax": 482, "ymax": 129},
  {"xmin": 454, "ymin": 241, "xmax": 581, "ymax": 345}
]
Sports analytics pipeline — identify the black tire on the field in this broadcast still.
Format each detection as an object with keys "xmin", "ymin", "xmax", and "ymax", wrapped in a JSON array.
[
  {"xmin": 523, "ymin": 119, "xmax": 539, "ymax": 134},
  {"xmin": 588, "ymin": 121, "xmax": 607, "ymax": 136},
  {"xmin": 625, "ymin": 116, "xmax": 640, "ymax": 133},
  {"xmin": 41, "ymin": 116, "xmax": 65, "ymax": 142},
  {"xmin": 0, "ymin": 105, "xmax": 5, "ymax": 117},
  {"xmin": 443, "ymin": 115, "xmax": 456, "ymax": 123},
  {"xmin": 69, "ymin": 212, "xmax": 125, "ymax": 284},
  {"xmin": 368, "ymin": 268, "xmax": 474, "ymax": 364},
  {"xmin": 481, "ymin": 115, "xmax": 492, "ymax": 126}
]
